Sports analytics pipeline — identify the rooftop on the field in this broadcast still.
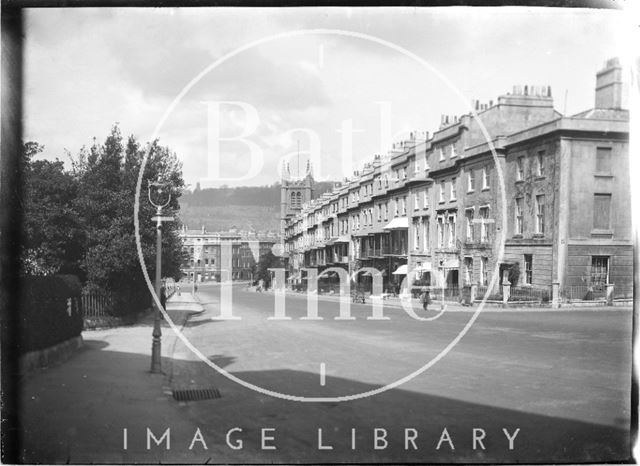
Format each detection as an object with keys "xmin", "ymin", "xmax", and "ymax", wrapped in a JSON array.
[{"xmin": 570, "ymin": 108, "xmax": 629, "ymax": 121}]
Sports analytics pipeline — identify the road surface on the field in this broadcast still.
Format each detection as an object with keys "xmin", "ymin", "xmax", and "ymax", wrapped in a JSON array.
[{"xmin": 165, "ymin": 282, "xmax": 632, "ymax": 463}]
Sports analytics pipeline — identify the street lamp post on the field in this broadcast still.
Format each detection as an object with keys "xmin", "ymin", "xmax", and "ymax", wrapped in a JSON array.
[
  {"xmin": 192, "ymin": 244, "xmax": 202, "ymax": 294},
  {"xmin": 148, "ymin": 181, "xmax": 173, "ymax": 374}
]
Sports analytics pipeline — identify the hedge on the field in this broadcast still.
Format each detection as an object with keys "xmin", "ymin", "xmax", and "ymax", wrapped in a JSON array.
[{"xmin": 18, "ymin": 275, "xmax": 83, "ymax": 354}]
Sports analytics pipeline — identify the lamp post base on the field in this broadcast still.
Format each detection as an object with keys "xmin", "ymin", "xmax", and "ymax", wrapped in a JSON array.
[{"xmin": 150, "ymin": 335, "xmax": 162, "ymax": 373}]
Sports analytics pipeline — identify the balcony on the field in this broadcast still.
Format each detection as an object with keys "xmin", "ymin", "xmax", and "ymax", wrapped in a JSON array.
[
  {"xmin": 382, "ymin": 245, "xmax": 408, "ymax": 256},
  {"xmin": 407, "ymin": 171, "xmax": 433, "ymax": 185},
  {"xmin": 362, "ymin": 245, "xmax": 388, "ymax": 258},
  {"xmin": 326, "ymin": 256, "xmax": 347, "ymax": 265},
  {"xmin": 463, "ymin": 239, "xmax": 491, "ymax": 249}
]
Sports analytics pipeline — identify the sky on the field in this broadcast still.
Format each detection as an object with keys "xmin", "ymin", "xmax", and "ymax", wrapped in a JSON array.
[{"xmin": 24, "ymin": 6, "xmax": 634, "ymax": 188}]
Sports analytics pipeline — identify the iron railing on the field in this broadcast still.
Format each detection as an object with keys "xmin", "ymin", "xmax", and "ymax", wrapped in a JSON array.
[
  {"xmin": 81, "ymin": 292, "xmax": 115, "ymax": 318},
  {"xmin": 561, "ymin": 284, "xmax": 607, "ymax": 302},
  {"xmin": 508, "ymin": 286, "xmax": 551, "ymax": 303},
  {"xmin": 613, "ymin": 285, "xmax": 633, "ymax": 300},
  {"xmin": 381, "ymin": 246, "xmax": 408, "ymax": 256},
  {"xmin": 427, "ymin": 286, "xmax": 461, "ymax": 301}
]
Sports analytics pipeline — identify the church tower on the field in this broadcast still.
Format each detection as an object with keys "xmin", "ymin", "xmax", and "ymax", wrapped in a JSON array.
[{"xmin": 280, "ymin": 159, "xmax": 314, "ymax": 236}]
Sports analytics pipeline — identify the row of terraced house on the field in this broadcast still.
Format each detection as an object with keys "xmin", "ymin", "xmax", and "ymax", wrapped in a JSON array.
[
  {"xmin": 180, "ymin": 226, "xmax": 277, "ymax": 282},
  {"xmin": 280, "ymin": 58, "xmax": 632, "ymax": 302}
]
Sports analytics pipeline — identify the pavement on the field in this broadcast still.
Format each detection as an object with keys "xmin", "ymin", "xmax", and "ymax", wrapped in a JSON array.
[
  {"xmin": 16, "ymin": 292, "xmax": 235, "ymax": 464},
  {"xmin": 168, "ymin": 284, "xmax": 633, "ymax": 463},
  {"xmin": 16, "ymin": 285, "xmax": 634, "ymax": 464},
  {"xmin": 263, "ymin": 286, "xmax": 631, "ymax": 313}
]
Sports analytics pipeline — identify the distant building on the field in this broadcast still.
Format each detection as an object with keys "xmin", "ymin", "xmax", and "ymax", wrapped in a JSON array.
[
  {"xmin": 279, "ymin": 161, "xmax": 314, "ymax": 276},
  {"xmin": 179, "ymin": 225, "xmax": 277, "ymax": 282},
  {"xmin": 281, "ymin": 58, "xmax": 631, "ymax": 298}
]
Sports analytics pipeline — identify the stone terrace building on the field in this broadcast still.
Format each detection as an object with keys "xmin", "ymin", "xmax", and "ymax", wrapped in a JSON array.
[
  {"xmin": 282, "ymin": 58, "xmax": 631, "ymax": 299},
  {"xmin": 180, "ymin": 226, "xmax": 277, "ymax": 282}
]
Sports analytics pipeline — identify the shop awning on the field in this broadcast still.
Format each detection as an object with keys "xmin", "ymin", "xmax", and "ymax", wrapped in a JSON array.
[
  {"xmin": 384, "ymin": 217, "xmax": 409, "ymax": 230},
  {"xmin": 356, "ymin": 269, "xmax": 386, "ymax": 277},
  {"xmin": 325, "ymin": 237, "xmax": 339, "ymax": 245},
  {"xmin": 442, "ymin": 259, "xmax": 460, "ymax": 269},
  {"xmin": 415, "ymin": 262, "xmax": 432, "ymax": 272},
  {"xmin": 287, "ymin": 273, "xmax": 300, "ymax": 281},
  {"xmin": 392, "ymin": 264, "xmax": 408, "ymax": 275},
  {"xmin": 335, "ymin": 235, "xmax": 351, "ymax": 243}
]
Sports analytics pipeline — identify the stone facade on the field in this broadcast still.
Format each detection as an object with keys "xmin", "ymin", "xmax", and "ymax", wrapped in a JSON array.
[
  {"xmin": 180, "ymin": 226, "xmax": 276, "ymax": 282},
  {"xmin": 281, "ymin": 59, "xmax": 630, "ymax": 297}
]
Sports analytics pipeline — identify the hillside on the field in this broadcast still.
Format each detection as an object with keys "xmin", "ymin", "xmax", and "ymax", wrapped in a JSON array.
[{"xmin": 178, "ymin": 182, "xmax": 336, "ymax": 232}]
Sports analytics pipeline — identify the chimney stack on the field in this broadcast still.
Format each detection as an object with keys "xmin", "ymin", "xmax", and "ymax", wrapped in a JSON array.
[{"xmin": 595, "ymin": 57, "xmax": 626, "ymax": 109}]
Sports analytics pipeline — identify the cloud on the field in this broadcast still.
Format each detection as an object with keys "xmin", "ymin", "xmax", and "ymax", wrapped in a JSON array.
[
  {"xmin": 182, "ymin": 48, "xmax": 332, "ymax": 111},
  {"xmin": 23, "ymin": 7, "xmax": 629, "ymax": 189}
]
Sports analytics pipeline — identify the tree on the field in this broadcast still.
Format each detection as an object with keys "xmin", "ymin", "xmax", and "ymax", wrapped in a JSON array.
[
  {"xmin": 70, "ymin": 125, "xmax": 186, "ymax": 315},
  {"xmin": 20, "ymin": 143, "xmax": 85, "ymax": 276},
  {"xmin": 22, "ymin": 124, "xmax": 187, "ymax": 316},
  {"xmin": 253, "ymin": 251, "xmax": 283, "ymax": 289}
]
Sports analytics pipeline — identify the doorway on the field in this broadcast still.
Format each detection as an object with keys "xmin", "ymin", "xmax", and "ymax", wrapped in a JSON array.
[{"xmin": 446, "ymin": 269, "xmax": 459, "ymax": 288}]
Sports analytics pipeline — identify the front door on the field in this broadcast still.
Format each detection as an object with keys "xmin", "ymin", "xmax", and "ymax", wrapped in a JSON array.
[{"xmin": 446, "ymin": 269, "xmax": 459, "ymax": 288}]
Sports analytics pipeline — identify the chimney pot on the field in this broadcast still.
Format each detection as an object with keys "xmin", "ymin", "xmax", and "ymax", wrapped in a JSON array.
[{"xmin": 595, "ymin": 57, "xmax": 626, "ymax": 109}]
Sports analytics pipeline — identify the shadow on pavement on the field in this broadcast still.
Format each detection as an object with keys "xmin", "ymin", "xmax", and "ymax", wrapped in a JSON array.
[
  {"xmin": 18, "ymin": 341, "xmax": 632, "ymax": 464},
  {"xmin": 183, "ymin": 318, "xmax": 223, "ymax": 328},
  {"xmin": 166, "ymin": 341, "xmax": 632, "ymax": 464},
  {"xmin": 208, "ymin": 354, "xmax": 237, "ymax": 367},
  {"xmin": 207, "ymin": 366, "xmax": 631, "ymax": 463}
]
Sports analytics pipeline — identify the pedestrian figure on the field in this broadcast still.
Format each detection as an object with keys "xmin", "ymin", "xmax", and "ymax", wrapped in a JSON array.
[
  {"xmin": 160, "ymin": 282, "xmax": 167, "ymax": 319},
  {"xmin": 176, "ymin": 284, "xmax": 181, "ymax": 296},
  {"xmin": 585, "ymin": 284, "xmax": 594, "ymax": 301},
  {"xmin": 420, "ymin": 286, "xmax": 431, "ymax": 311}
]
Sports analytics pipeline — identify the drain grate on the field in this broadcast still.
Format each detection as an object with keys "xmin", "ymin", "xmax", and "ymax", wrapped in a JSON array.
[{"xmin": 172, "ymin": 387, "xmax": 221, "ymax": 402}]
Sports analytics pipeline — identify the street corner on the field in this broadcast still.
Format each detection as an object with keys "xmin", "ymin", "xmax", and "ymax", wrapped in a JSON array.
[{"xmin": 167, "ymin": 293, "xmax": 206, "ymax": 316}]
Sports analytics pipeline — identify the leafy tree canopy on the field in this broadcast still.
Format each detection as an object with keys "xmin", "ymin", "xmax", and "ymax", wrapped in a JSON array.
[
  {"xmin": 21, "ymin": 124, "xmax": 187, "ymax": 315},
  {"xmin": 253, "ymin": 251, "xmax": 283, "ymax": 289}
]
